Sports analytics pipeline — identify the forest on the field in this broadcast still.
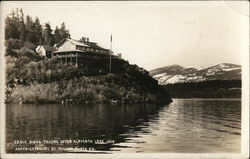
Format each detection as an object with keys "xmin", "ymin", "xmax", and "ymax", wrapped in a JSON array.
[
  {"xmin": 5, "ymin": 8, "xmax": 70, "ymax": 48},
  {"xmin": 4, "ymin": 9, "xmax": 172, "ymax": 104},
  {"xmin": 163, "ymin": 80, "xmax": 241, "ymax": 98}
]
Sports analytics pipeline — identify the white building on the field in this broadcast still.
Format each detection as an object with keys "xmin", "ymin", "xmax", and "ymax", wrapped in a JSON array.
[{"xmin": 35, "ymin": 45, "xmax": 56, "ymax": 58}]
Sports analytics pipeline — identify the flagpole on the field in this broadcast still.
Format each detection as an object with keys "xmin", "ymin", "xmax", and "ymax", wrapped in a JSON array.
[{"xmin": 109, "ymin": 34, "xmax": 112, "ymax": 73}]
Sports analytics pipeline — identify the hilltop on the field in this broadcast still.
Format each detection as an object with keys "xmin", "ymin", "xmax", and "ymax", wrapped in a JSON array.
[{"xmin": 5, "ymin": 38, "xmax": 172, "ymax": 104}]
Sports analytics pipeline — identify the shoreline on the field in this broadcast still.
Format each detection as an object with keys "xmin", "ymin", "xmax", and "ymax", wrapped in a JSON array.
[
  {"xmin": 5, "ymin": 101, "xmax": 173, "ymax": 105},
  {"xmin": 171, "ymin": 98, "xmax": 241, "ymax": 101},
  {"xmin": 5, "ymin": 98, "xmax": 173, "ymax": 105}
]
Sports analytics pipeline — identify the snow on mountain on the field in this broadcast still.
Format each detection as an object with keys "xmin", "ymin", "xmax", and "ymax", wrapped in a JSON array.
[
  {"xmin": 167, "ymin": 75, "xmax": 185, "ymax": 83},
  {"xmin": 150, "ymin": 63, "xmax": 241, "ymax": 85},
  {"xmin": 150, "ymin": 65, "xmax": 185, "ymax": 76},
  {"xmin": 186, "ymin": 65, "xmax": 205, "ymax": 71},
  {"xmin": 205, "ymin": 63, "xmax": 241, "ymax": 72}
]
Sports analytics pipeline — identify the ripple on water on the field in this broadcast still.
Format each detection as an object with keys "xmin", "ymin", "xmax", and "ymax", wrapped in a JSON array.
[{"xmin": 6, "ymin": 99, "xmax": 241, "ymax": 153}]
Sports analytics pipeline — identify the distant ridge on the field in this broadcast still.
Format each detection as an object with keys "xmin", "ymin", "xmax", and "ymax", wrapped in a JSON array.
[
  {"xmin": 150, "ymin": 63, "xmax": 241, "ymax": 85},
  {"xmin": 150, "ymin": 65, "xmax": 185, "ymax": 76}
]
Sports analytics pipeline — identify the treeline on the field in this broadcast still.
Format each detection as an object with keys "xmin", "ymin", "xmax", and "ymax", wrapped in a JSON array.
[
  {"xmin": 5, "ymin": 8, "xmax": 71, "ymax": 90},
  {"xmin": 163, "ymin": 80, "xmax": 241, "ymax": 98},
  {"xmin": 5, "ymin": 8, "xmax": 70, "ymax": 49}
]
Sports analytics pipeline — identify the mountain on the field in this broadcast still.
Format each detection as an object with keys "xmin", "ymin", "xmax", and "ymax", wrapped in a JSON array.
[
  {"xmin": 150, "ymin": 63, "xmax": 241, "ymax": 85},
  {"xmin": 150, "ymin": 65, "xmax": 185, "ymax": 76}
]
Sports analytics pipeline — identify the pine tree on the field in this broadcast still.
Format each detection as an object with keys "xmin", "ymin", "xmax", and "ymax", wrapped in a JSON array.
[
  {"xmin": 33, "ymin": 17, "xmax": 43, "ymax": 44},
  {"xmin": 5, "ymin": 16, "xmax": 14, "ymax": 40},
  {"xmin": 54, "ymin": 26, "xmax": 61, "ymax": 44},
  {"xmin": 5, "ymin": 9, "xmax": 21, "ymax": 40},
  {"xmin": 43, "ymin": 23, "xmax": 54, "ymax": 46},
  {"xmin": 25, "ymin": 15, "xmax": 33, "ymax": 42},
  {"xmin": 5, "ymin": 8, "xmax": 70, "ymax": 46},
  {"xmin": 59, "ymin": 22, "xmax": 70, "ymax": 39},
  {"xmin": 19, "ymin": 9, "xmax": 26, "ymax": 41}
]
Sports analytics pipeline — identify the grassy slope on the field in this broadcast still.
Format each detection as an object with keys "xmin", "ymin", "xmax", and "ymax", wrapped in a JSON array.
[{"xmin": 8, "ymin": 74, "xmax": 171, "ymax": 104}]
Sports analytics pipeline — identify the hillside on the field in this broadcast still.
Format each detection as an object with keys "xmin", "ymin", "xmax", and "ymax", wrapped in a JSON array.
[
  {"xmin": 150, "ymin": 63, "xmax": 241, "ymax": 85},
  {"xmin": 5, "ymin": 39, "xmax": 172, "ymax": 104}
]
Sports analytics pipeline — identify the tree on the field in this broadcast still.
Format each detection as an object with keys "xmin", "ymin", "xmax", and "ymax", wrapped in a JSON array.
[
  {"xmin": 59, "ymin": 22, "xmax": 70, "ymax": 39},
  {"xmin": 33, "ymin": 17, "xmax": 43, "ymax": 44},
  {"xmin": 19, "ymin": 9, "xmax": 26, "ymax": 41},
  {"xmin": 25, "ymin": 15, "xmax": 33, "ymax": 42},
  {"xmin": 5, "ymin": 16, "xmax": 14, "ymax": 40},
  {"xmin": 53, "ymin": 22, "xmax": 71, "ymax": 44},
  {"xmin": 54, "ymin": 26, "xmax": 61, "ymax": 44},
  {"xmin": 5, "ymin": 8, "xmax": 70, "ymax": 45},
  {"xmin": 5, "ymin": 9, "xmax": 22, "ymax": 40},
  {"xmin": 43, "ymin": 23, "xmax": 54, "ymax": 46}
]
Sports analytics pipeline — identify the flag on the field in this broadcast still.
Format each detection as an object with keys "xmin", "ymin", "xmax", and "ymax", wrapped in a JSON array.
[{"xmin": 111, "ymin": 34, "xmax": 112, "ymax": 42}]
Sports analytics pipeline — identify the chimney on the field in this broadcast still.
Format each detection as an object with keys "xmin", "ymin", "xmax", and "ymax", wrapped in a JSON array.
[
  {"xmin": 80, "ymin": 37, "xmax": 90, "ymax": 44},
  {"xmin": 80, "ymin": 37, "xmax": 86, "ymax": 43}
]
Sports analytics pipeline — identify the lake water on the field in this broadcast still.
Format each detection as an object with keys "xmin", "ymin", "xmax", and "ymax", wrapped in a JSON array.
[{"xmin": 6, "ymin": 99, "xmax": 241, "ymax": 153}]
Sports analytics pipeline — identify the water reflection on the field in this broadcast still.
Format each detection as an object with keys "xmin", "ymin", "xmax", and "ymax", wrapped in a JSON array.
[
  {"xmin": 6, "ymin": 99, "xmax": 241, "ymax": 153},
  {"xmin": 6, "ymin": 103, "xmax": 166, "ymax": 153}
]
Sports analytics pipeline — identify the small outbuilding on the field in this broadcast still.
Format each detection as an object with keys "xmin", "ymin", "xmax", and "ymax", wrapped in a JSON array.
[{"xmin": 35, "ymin": 45, "xmax": 56, "ymax": 58}]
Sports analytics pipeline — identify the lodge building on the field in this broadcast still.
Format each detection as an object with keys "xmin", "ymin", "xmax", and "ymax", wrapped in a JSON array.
[{"xmin": 50, "ymin": 37, "xmax": 118, "ymax": 70}]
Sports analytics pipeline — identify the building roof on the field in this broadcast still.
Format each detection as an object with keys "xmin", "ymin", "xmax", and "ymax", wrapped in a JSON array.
[
  {"xmin": 36, "ymin": 45, "xmax": 56, "ymax": 52},
  {"xmin": 52, "ymin": 49, "xmax": 114, "ymax": 56},
  {"xmin": 67, "ymin": 39, "xmax": 90, "ymax": 47},
  {"xmin": 55, "ymin": 38, "xmax": 109, "ymax": 51},
  {"xmin": 91, "ymin": 43, "xmax": 109, "ymax": 50},
  {"xmin": 43, "ymin": 45, "xmax": 57, "ymax": 52},
  {"xmin": 54, "ymin": 38, "xmax": 88, "ymax": 48}
]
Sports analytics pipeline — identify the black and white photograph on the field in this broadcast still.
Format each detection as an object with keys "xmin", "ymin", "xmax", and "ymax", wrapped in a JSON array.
[{"xmin": 0, "ymin": 1, "xmax": 249, "ymax": 159}]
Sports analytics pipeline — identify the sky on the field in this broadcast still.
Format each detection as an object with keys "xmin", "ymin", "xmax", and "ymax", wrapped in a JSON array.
[{"xmin": 1, "ymin": 1, "xmax": 249, "ymax": 71}]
